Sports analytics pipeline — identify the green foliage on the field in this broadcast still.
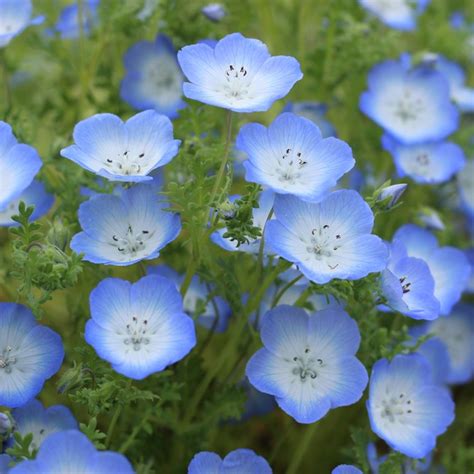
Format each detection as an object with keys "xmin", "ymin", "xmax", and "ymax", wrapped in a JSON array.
[{"xmin": 6, "ymin": 433, "xmax": 37, "ymax": 462}]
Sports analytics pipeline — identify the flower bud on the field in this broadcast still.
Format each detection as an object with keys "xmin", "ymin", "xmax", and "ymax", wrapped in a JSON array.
[
  {"xmin": 0, "ymin": 412, "xmax": 12, "ymax": 435},
  {"xmin": 377, "ymin": 183, "xmax": 407, "ymax": 209},
  {"xmin": 202, "ymin": 3, "xmax": 226, "ymax": 22},
  {"xmin": 47, "ymin": 218, "xmax": 71, "ymax": 251}
]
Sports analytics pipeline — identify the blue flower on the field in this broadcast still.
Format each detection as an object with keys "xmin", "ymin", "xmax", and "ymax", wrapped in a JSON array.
[
  {"xmin": 283, "ymin": 102, "xmax": 337, "ymax": 137},
  {"xmin": 417, "ymin": 208, "xmax": 444, "ymax": 231},
  {"xmin": 265, "ymin": 191, "xmax": 388, "ymax": 284},
  {"xmin": 188, "ymin": 448, "xmax": 272, "ymax": 473},
  {"xmin": 367, "ymin": 353, "xmax": 454, "ymax": 458},
  {"xmin": 177, "ymin": 33, "xmax": 303, "ymax": 113},
  {"xmin": 201, "ymin": 3, "xmax": 226, "ymax": 22},
  {"xmin": 10, "ymin": 430, "xmax": 134, "ymax": 473},
  {"xmin": 121, "ymin": 34, "xmax": 186, "ymax": 118},
  {"xmin": 414, "ymin": 304, "xmax": 474, "ymax": 385},
  {"xmin": 0, "ymin": 412, "xmax": 11, "ymax": 435},
  {"xmin": 148, "ymin": 265, "xmax": 232, "ymax": 333},
  {"xmin": 70, "ymin": 184, "xmax": 181, "ymax": 266},
  {"xmin": 428, "ymin": 54, "xmax": 474, "ymax": 113},
  {"xmin": 0, "ymin": 303, "xmax": 64, "ymax": 408},
  {"xmin": 360, "ymin": 58, "xmax": 459, "ymax": 144},
  {"xmin": 236, "ymin": 113, "xmax": 354, "ymax": 201},
  {"xmin": 0, "ymin": 180, "xmax": 54, "ymax": 227},
  {"xmin": 0, "ymin": 455, "xmax": 11, "ymax": 474},
  {"xmin": 85, "ymin": 275, "xmax": 196, "ymax": 379},
  {"xmin": 0, "ymin": 0, "xmax": 44, "ymax": 48},
  {"xmin": 61, "ymin": 111, "xmax": 180, "ymax": 182},
  {"xmin": 393, "ymin": 224, "xmax": 470, "ymax": 314},
  {"xmin": 211, "ymin": 190, "xmax": 274, "ymax": 253},
  {"xmin": 382, "ymin": 133, "xmax": 465, "ymax": 184},
  {"xmin": 465, "ymin": 248, "xmax": 474, "ymax": 293},
  {"xmin": 246, "ymin": 305, "xmax": 368, "ymax": 423},
  {"xmin": 358, "ymin": 0, "xmax": 430, "ymax": 31},
  {"xmin": 380, "ymin": 240, "xmax": 440, "ymax": 320},
  {"xmin": 0, "ymin": 122, "xmax": 43, "ymax": 211},
  {"xmin": 8, "ymin": 399, "xmax": 77, "ymax": 451},
  {"xmin": 458, "ymin": 159, "xmax": 474, "ymax": 218},
  {"xmin": 54, "ymin": 0, "xmax": 99, "ymax": 39},
  {"xmin": 332, "ymin": 466, "xmax": 362, "ymax": 474}
]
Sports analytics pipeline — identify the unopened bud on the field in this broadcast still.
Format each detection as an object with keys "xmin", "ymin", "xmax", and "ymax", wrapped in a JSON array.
[{"xmin": 377, "ymin": 183, "xmax": 407, "ymax": 209}]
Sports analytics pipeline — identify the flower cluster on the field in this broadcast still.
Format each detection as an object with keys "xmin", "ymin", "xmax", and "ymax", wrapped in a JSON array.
[{"xmin": 0, "ymin": 3, "xmax": 472, "ymax": 473}]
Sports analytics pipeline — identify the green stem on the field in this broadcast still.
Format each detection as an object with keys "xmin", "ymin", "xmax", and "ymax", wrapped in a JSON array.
[
  {"xmin": 287, "ymin": 423, "xmax": 318, "ymax": 474},
  {"xmin": 106, "ymin": 404, "xmax": 123, "ymax": 448},
  {"xmin": 256, "ymin": 207, "xmax": 274, "ymax": 277},
  {"xmin": 272, "ymin": 274, "xmax": 303, "ymax": 308},
  {"xmin": 118, "ymin": 407, "xmax": 154, "ymax": 453}
]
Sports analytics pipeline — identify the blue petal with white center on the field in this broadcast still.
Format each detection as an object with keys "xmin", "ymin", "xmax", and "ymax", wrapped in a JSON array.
[
  {"xmin": 188, "ymin": 448, "xmax": 272, "ymax": 473},
  {"xmin": 8, "ymin": 399, "xmax": 77, "ymax": 451},
  {"xmin": 0, "ymin": 121, "xmax": 43, "ymax": 211},
  {"xmin": 53, "ymin": 0, "xmax": 99, "ymax": 39},
  {"xmin": 0, "ymin": 303, "xmax": 64, "ymax": 408},
  {"xmin": 85, "ymin": 275, "xmax": 196, "ymax": 380},
  {"xmin": 358, "ymin": 0, "xmax": 430, "ymax": 31},
  {"xmin": 360, "ymin": 58, "xmax": 459, "ymax": 144},
  {"xmin": 9, "ymin": 430, "xmax": 134, "ymax": 474},
  {"xmin": 70, "ymin": 183, "xmax": 181, "ymax": 266},
  {"xmin": 380, "ymin": 241, "xmax": 440, "ymax": 320},
  {"xmin": 393, "ymin": 224, "xmax": 470, "ymax": 314},
  {"xmin": 246, "ymin": 305, "xmax": 368, "ymax": 424},
  {"xmin": 177, "ymin": 33, "xmax": 303, "ymax": 113},
  {"xmin": 0, "ymin": 0, "xmax": 44, "ymax": 48},
  {"xmin": 382, "ymin": 133, "xmax": 465, "ymax": 184},
  {"xmin": 265, "ymin": 191, "xmax": 388, "ymax": 284},
  {"xmin": 0, "ymin": 180, "xmax": 54, "ymax": 227},
  {"xmin": 211, "ymin": 190, "xmax": 274, "ymax": 254},
  {"xmin": 332, "ymin": 465, "xmax": 363, "ymax": 474},
  {"xmin": 367, "ymin": 353, "xmax": 455, "ymax": 458},
  {"xmin": 283, "ymin": 101, "xmax": 337, "ymax": 137},
  {"xmin": 61, "ymin": 111, "xmax": 180, "ymax": 182},
  {"xmin": 237, "ymin": 113, "xmax": 354, "ymax": 201},
  {"xmin": 415, "ymin": 304, "xmax": 474, "ymax": 385},
  {"xmin": 121, "ymin": 34, "xmax": 186, "ymax": 118}
]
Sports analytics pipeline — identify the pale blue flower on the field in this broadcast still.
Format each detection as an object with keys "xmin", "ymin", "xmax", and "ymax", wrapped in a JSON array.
[
  {"xmin": 0, "ymin": 0, "xmax": 43, "ymax": 48},
  {"xmin": 246, "ymin": 306, "xmax": 368, "ymax": 423},
  {"xmin": 458, "ymin": 159, "xmax": 474, "ymax": 218},
  {"xmin": 54, "ymin": 0, "xmax": 99, "ymax": 39},
  {"xmin": 177, "ymin": 33, "xmax": 303, "ymax": 113},
  {"xmin": 332, "ymin": 465, "xmax": 362, "ymax": 474},
  {"xmin": 283, "ymin": 101, "xmax": 337, "ymax": 137}
]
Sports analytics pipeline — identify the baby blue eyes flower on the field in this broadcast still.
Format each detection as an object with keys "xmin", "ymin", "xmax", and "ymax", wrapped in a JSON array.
[
  {"xmin": 332, "ymin": 465, "xmax": 362, "ymax": 474},
  {"xmin": 0, "ymin": 303, "xmax": 64, "ymax": 408},
  {"xmin": 0, "ymin": 121, "xmax": 43, "ymax": 211},
  {"xmin": 0, "ymin": 0, "xmax": 43, "ymax": 48},
  {"xmin": 236, "ymin": 113, "xmax": 354, "ymax": 202},
  {"xmin": 177, "ymin": 33, "xmax": 303, "ymax": 113},
  {"xmin": 358, "ymin": 0, "xmax": 430, "ymax": 31},
  {"xmin": 266, "ymin": 191, "xmax": 388, "ymax": 284},
  {"xmin": 246, "ymin": 305, "xmax": 368, "ymax": 424},
  {"xmin": 360, "ymin": 58, "xmax": 459, "ymax": 145},
  {"xmin": 54, "ymin": 0, "xmax": 99, "ymax": 39},
  {"xmin": 188, "ymin": 448, "xmax": 272, "ymax": 474},
  {"xmin": 367, "ymin": 353, "xmax": 455, "ymax": 459},
  {"xmin": 201, "ymin": 3, "xmax": 226, "ymax": 22},
  {"xmin": 61, "ymin": 110, "xmax": 180, "ymax": 182},
  {"xmin": 10, "ymin": 430, "xmax": 134, "ymax": 474},
  {"xmin": 382, "ymin": 134, "xmax": 465, "ymax": 184},
  {"xmin": 8, "ymin": 398, "xmax": 77, "ymax": 451},
  {"xmin": 0, "ymin": 180, "xmax": 54, "ymax": 227},
  {"xmin": 381, "ymin": 240, "xmax": 440, "ymax": 320},
  {"xmin": 85, "ymin": 275, "xmax": 196, "ymax": 380},
  {"xmin": 283, "ymin": 101, "xmax": 337, "ymax": 137},
  {"xmin": 121, "ymin": 34, "xmax": 186, "ymax": 118},
  {"xmin": 70, "ymin": 183, "xmax": 181, "ymax": 266},
  {"xmin": 393, "ymin": 224, "xmax": 470, "ymax": 315},
  {"xmin": 416, "ymin": 304, "xmax": 474, "ymax": 385},
  {"xmin": 458, "ymin": 159, "xmax": 474, "ymax": 218}
]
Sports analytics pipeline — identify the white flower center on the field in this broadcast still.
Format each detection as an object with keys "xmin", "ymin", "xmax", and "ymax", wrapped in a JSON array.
[
  {"xmin": 123, "ymin": 316, "xmax": 152, "ymax": 351},
  {"xmin": 377, "ymin": 392, "xmax": 413, "ymax": 424},
  {"xmin": 288, "ymin": 348, "xmax": 324, "ymax": 383},
  {"xmin": 222, "ymin": 63, "xmax": 252, "ymax": 101},
  {"xmin": 389, "ymin": 90, "xmax": 426, "ymax": 123},
  {"xmin": 0, "ymin": 346, "xmax": 17, "ymax": 374},
  {"xmin": 305, "ymin": 224, "xmax": 342, "ymax": 270},
  {"xmin": 103, "ymin": 150, "xmax": 149, "ymax": 176},
  {"xmin": 110, "ymin": 224, "xmax": 154, "ymax": 257},
  {"xmin": 275, "ymin": 148, "xmax": 308, "ymax": 184}
]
